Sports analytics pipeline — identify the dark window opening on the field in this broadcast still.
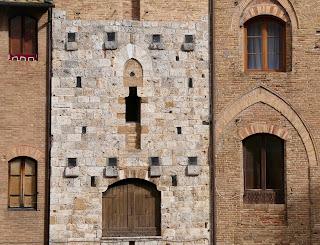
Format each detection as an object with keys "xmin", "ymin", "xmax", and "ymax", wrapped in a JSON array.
[
  {"xmin": 171, "ymin": 175, "xmax": 177, "ymax": 186},
  {"xmin": 126, "ymin": 87, "xmax": 141, "ymax": 123},
  {"xmin": 82, "ymin": 126, "xmax": 87, "ymax": 134},
  {"xmin": 176, "ymin": 56, "xmax": 179, "ymax": 61},
  {"xmin": 152, "ymin": 34, "xmax": 161, "ymax": 43},
  {"xmin": 188, "ymin": 157, "xmax": 198, "ymax": 165},
  {"xmin": 91, "ymin": 176, "xmax": 96, "ymax": 187},
  {"xmin": 76, "ymin": 76, "xmax": 82, "ymax": 88},
  {"xmin": 150, "ymin": 157, "xmax": 160, "ymax": 166},
  {"xmin": 68, "ymin": 158, "xmax": 77, "ymax": 168},
  {"xmin": 108, "ymin": 158, "xmax": 118, "ymax": 167},
  {"xmin": 68, "ymin": 32, "xmax": 76, "ymax": 42},
  {"xmin": 8, "ymin": 157, "xmax": 37, "ymax": 209},
  {"xmin": 185, "ymin": 35, "xmax": 194, "ymax": 43},
  {"xmin": 177, "ymin": 127, "xmax": 182, "ymax": 134},
  {"xmin": 243, "ymin": 133, "xmax": 284, "ymax": 204},
  {"xmin": 188, "ymin": 78, "xmax": 193, "ymax": 88},
  {"xmin": 9, "ymin": 15, "xmax": 38, "ymax": 60},
  {"xmin": 107, "ymin": 32, "xmax": 116, "ymax": 42}
]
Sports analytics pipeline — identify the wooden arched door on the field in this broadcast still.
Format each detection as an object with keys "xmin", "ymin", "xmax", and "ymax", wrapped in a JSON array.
[{"xmin": 102, "ymin": 179, "xmax": 161, "ymax": 237}]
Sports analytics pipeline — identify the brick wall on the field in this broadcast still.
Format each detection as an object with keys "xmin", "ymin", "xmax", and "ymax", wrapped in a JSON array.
[
  {"xmin": 0, "ymin": 7, "xmax": 48, "ymax": 245},
  {"xmin": 214, "ymin": 0, "xmax": 320, "ymax": 243},
  {"xmin": 53, "ymin": 0, "xmax": 208, "ymax": 21}
]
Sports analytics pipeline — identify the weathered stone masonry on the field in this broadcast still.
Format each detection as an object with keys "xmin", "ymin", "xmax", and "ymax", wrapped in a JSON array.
[{"xmin": 50, "ymin": 8, "xmax": 210, "ymax": 245}]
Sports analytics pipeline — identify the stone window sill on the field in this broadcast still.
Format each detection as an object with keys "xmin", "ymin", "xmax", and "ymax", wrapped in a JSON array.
[{"xmin": 101, "ymin": 236, "xmax": 162, "ymax": 242}]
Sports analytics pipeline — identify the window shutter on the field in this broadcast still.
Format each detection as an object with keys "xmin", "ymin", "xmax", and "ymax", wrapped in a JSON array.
[
  {"xmin": 23, "ymin": 16, "xmax": 37, "ymax": 55},
  {"xmin": 10, "ymin": 16, "xmax": 22, "ymax": 55}
]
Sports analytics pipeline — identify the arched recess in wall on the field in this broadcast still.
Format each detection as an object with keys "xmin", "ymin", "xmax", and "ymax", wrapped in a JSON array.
[
  {"xmin": 115, "ymin": 44, "xmax": 152, "ymax": 76},
  {"xmin": 231, "ymin": 0, "xmax": 299, "ymax": 30},
  {"xmin": 215, "ymin": 86, "xmax": 318, "ymax": 167},
  {"xmin": 123, "ymin": 58, "xmax": 143, "ymax": 87}
]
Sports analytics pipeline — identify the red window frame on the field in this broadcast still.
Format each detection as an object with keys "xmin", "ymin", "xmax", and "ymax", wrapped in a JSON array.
[{"xmin": 9, "ymin": 15, "xmax": 38, "ymax": 61}]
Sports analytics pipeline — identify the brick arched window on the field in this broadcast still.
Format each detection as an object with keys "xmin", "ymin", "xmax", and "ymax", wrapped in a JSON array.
[
  {"xmin": 9, "ymin": 16, "xmax": 38, "ymax": 60},
  {"xmin": 102, "ymin": 179, "xmax": 161, "ymax": 237},
  {"xmin": 243, "ymin": 134, "xmax": 285, "ymax": 204},
  {"xmin": 8, "ymin": 157, "xmax": 37, "ymax": 209},
  {"xmin": 244, "ymin": 16, "xmax": 286, "ymax": 71}
]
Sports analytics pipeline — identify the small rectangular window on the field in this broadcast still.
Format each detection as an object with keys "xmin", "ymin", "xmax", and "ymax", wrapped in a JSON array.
[
  {"xmin": 68, "ymin": 32, "xmax": 76, "ymax": 42},
  {"xmin": 185, "ymin": 35, "xmax": 194, "ymax": 43},
  {"xmin": 107, "ymin": 32, "xmax": 116, "ymax": 42},
  {"xmin": 177, "ymin": 127, "xmax": 182, "ymax": 134},
  {"xmin": 188, "ymin": 157, "xmax": 198, "ymax": 165},
  {"xmin": 76, "ymin": 76, "xmax": 82, "ymax": 88},
  {"xmin": 108, "ymin": 158, "xmax": 118, "ymax": 167},
  {"xmin": 152, "ymin": 34, "xmax": 161, "ymax": 43},
  {"xmin": 82, "ymin": 126, "xmax": 87, "ymax": 134},
  {"xmin": 91, "ymin": 176, "xmax": 96, "ymax": 187},
  {"xmin": 171, "ymin": 175, "xmax": 177, "ymax": 186},
  {"xmin": 188, "ymin": 78, "xmax": 193, "ymax": 88},
  {"xmin": 150, "ymin": 157, "xmax": 160, "ymax": 166},
  {"xmin": 126, "ymin": 87, "xmax": 141, "ymax": 123},
  {"xmin": 68, "ymin": 158, "xmax": 77, "ymax": 168}
]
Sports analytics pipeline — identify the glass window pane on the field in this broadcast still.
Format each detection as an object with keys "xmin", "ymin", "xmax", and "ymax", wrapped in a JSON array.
[
  {"xmin": 247, "ymin": 22, "xmax": 262, "ymax": 69},
  {"xmin": 23, "ymin": 17, "xmax": 37, "ymax": 55},
  {"xmin": 266, "ymin": 135, "xmax": 284, "ymax": 190},
  {"xmin": 10, "ymin": 16, "xmax": 22, "ymax": 55},
  {"xmin": 9, "ymin": 176, "xmax": 21, "ymax": 195},
  {"xmin": 268, "ymin": 21, "xmax": 283, "ymax": 69},
  {"xmin": 9, "ymin": 196, "xmax": 20, "ymax": 208},
  {"xmin": 244, "ymin": 135, "xmax": 262, "ymax": 189}
]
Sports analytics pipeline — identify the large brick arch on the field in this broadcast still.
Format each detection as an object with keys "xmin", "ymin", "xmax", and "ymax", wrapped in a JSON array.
[
  {"xmin": 215, "ymin": 86, "xmax": 317, "ymax": 166},
  {"xmin": 232, "ymin": 0, "xmax": 299, "ymax": 29},
  {"xmin": 5, "ymin": 145, "xmax": 44, "ymax": 162}
]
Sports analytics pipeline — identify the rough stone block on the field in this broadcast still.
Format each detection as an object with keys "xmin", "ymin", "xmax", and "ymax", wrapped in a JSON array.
[
  {"xmin": 149, "ymin": 43, "xmax": 165, "ymax": 50},
  {"xmin": 182, "ymin": 43, "xmax": 195, "ymax": 52},
  {"xmin": 150, "ymin": 166, "xmax": 161, "ymax": 177},
  {"xmin": 104, "ymin": 166, "xmax": 118, "ymax": 178},
  {"xmin": 104, "ymin": 41, "xmax": 118, "ymax": 50},
  {"xmin": 186, "ymin": 165, "xmax": 201, "ymax": 176},
  {"xmin": 65, "ymin": 42, "xmax": 78, "ymax": 51},
  {"xmin": 64, "ymin": 166, "xmax": 80, "ymax": 178}
]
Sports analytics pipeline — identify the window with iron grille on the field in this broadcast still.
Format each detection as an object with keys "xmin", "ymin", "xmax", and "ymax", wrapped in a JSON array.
[
  {"xmin": 8, "ymin": 157, "xmax": 37, "ymax": 209},
  {"xmin": 243, "ymin": 133, "xmax": 285, "ymax": 204},
  {"xmin": 9, "ymin": 16, "xmax": 38, "ymax": 60}
]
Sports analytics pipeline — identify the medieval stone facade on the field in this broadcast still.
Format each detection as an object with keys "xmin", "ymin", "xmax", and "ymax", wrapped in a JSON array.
[
  {"xmin": 1, "ymin": 0, "xmax": 320, "ymax": 244},
  {"xmin": 49, "ymin": 1, "xmax": 210, "ymax": 244}
]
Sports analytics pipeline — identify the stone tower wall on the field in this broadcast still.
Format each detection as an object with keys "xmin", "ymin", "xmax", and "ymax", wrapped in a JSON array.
[{"xmin": 50, "ymin": 6, "xmax": 210, "ymax": 245}]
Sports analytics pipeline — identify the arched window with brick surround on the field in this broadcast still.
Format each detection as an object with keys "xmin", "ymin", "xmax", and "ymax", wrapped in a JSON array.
[
  {"xmin": 8, "ymin": 157, "xmax": 37, "ymax": 209},
  {"xmin": 244, "ymin": 16, "xmax": 286, "ymax": 71},
  {"xmin": 243, "ymin": 134, "xmax": 285, "ymax": 204}
]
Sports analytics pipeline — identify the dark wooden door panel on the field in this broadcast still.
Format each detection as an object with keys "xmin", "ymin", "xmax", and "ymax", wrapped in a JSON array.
[{"xmin": 103, "ymin": 179, "xmax": 161, "ymax": 237}]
